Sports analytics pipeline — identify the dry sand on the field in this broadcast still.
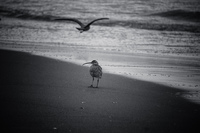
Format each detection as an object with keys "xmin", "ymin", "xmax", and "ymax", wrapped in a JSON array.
[{"xmin": 1, "ymin": 49, "xmax": 200, "ymax": 133}]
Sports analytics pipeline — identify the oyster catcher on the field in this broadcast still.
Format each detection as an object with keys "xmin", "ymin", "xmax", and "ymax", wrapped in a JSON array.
[
  {"xmin": 83, "ymin": 60, "xmax": 103, "ymax": 88},
  {"xmin": 54, "ymin": 18, "xmax": 109, "ymax": 33}
]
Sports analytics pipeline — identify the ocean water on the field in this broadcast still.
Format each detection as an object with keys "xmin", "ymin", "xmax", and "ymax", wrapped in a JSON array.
[{"xmin": 0, "ymin": 0, "xmax": 200, "ymax": 98}]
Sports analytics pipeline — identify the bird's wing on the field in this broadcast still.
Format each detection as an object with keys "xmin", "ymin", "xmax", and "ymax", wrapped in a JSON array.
[
  {"xmin": 54, "ymin": 18, "xmax": 84, "ymax": 27},
  {"xmin": 98, "ymin": 65, "xmax": 103, "ymax": 77},
  {"xmin": 86, "ymin": 18, "xmax": 109, "ymax": 27}
]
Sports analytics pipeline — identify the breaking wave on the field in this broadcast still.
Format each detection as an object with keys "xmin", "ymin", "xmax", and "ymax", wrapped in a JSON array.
[
  {"xmin": 1, "ymin": 6, "xmax": 200, "ymax": 33},
  {"xmin": 152, "ymin": 9, "xmax": 200, "ymax": 22}
]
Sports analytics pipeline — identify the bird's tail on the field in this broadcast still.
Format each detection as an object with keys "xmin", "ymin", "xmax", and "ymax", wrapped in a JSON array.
[
  {"xmin": 76, "ymin": 28, "xmax": 83, "ymax": 33},
  {"xmin": 76, "ymin": 27, "xmax": 81, "ymax": 30}
]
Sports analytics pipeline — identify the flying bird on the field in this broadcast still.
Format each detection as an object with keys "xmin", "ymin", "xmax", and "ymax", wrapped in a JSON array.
[
  {"xmin": 83, "ymin": 60, "xmax": 103, "ymax": 88},
  {"xmin": 54, "ymin": 18, "xmax": 109, "ymax": 33}
]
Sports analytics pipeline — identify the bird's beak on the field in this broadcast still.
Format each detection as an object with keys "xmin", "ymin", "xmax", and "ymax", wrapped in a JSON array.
[{"xmin": 82, "ymin": 62, "xmax": 92, "ymax": 66}]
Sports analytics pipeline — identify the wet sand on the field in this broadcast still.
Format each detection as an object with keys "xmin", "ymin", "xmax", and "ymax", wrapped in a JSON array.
[{"xmin": 1, "ymin": 49, "xmax": 200, "ymax": 133}]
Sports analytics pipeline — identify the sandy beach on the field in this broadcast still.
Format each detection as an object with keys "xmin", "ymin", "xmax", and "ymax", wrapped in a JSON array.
[
  {"xmin": 1, "ymin": 0, "xmax": 200, "ymax": 132},
  {"xmin": 1, "ymin": 49, "xmax": 200, "ymax": 133}
]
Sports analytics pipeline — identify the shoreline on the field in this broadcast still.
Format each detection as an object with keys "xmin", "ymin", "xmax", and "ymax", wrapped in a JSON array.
[
  {"xmin": 1, "ymin": 43, "xmax": 200, "ymax": 103},
  {"xmin": 1, "ymin": 49, "xmax": 200, "ymax": 132},
  {"xmin": 0, "ymin": 16, "xmax": 200, "ymax": 103},
  {"xmin": 0, "ymin": 16, "xmax": 199, "ymax": 91},
  {"xmin": 1, "ymin": 42, "xmax": 199, "ymax": 91}
]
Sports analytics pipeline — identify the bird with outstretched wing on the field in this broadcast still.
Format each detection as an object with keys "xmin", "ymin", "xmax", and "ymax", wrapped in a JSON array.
[{"xmin": 54, "ymin": 18, "xmax": 109, "ymax": 33}]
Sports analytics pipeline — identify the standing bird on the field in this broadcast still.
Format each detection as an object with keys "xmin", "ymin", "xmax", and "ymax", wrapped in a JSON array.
[
  {"xmin": 83, "ymin": 60, "xmax": 103, "ymax": 88},
  {"xmin": 54, "ymin": 18, "xmax": 109, "ymax": 33}
]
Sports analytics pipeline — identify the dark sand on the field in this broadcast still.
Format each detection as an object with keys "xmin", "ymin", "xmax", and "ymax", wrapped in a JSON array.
[{"xmin": 1, "ymin": 49, "xmax": 200, "ymax": 133}]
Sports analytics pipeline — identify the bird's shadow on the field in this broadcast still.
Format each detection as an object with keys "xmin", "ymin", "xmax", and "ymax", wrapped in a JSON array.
[
  {"xmin": 88, "ymin": 85, "xmax": 99, "ymax": 89},
  {"xmin": 84, "ymin": 85, "xmax": 117, "ymax": 92}
]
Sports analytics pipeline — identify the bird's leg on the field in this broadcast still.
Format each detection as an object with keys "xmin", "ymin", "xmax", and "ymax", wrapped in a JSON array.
[
  {"xmin": 96, "ymin": 78, "xmax": 100, "ymax": 88},
  {"xmin": 89, "ymin": 77, "xmax": 94, "ymax": 88}
]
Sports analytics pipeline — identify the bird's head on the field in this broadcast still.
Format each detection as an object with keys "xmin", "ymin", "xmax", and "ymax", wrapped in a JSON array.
[{"xmin": 82, "ymin": 60, "xmax": 99, "ymax": 66}]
